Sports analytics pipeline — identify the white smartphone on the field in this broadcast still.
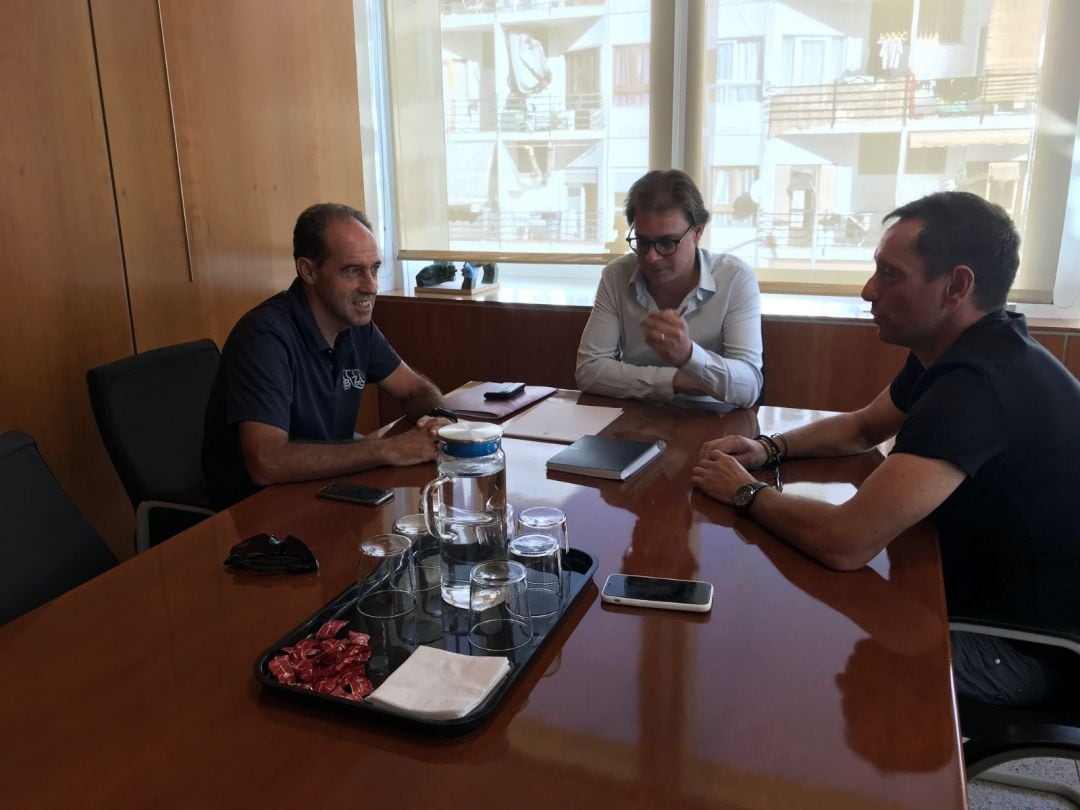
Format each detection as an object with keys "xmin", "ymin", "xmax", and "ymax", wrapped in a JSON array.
[{"xmin": 600, "ymin": 574, "xmax": 714, "ymax": 613}]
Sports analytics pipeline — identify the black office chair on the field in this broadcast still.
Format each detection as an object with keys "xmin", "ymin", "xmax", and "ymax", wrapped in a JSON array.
[
  {"xmin": 87, "ymin": 339, "xmax": 220, "ymax": 553},
  {"xmin": 0, "ymin": 431, "xmax": 117, "ymax": 625},
  {"xmin": 950, "ymin": 618, "xmax": 1080, "ymax": 806}
]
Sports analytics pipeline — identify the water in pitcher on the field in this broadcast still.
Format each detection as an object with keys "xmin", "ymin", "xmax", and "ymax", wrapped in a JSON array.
[
  {"xmin": 439, "ymin": 509, "xmax": 506, "ymax": 609},
  {"xmin": 425, "ymin": 422, "xmax": 508, "ymax": 609}
]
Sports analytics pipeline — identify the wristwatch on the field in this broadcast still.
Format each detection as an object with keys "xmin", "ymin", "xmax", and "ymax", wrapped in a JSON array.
[{"xmin": 733, "ymin": 481, "xmax": 769, "ymax": 515}]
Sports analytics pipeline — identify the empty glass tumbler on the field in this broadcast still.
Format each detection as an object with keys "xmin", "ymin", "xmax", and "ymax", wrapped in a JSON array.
[
  {"xmin": 517, "ymin": 506, "xmax": 569, "ymax": 553},
  {"xmin": 468, "ymin": 560, "xmax": 532, "ymax": 652},
  {"xmin": 509, "ymin": 533, "xmax": 562, "ymax": 619},
  {"xmin": 357, "ymin": 533, "xmax": 418, "ymax": 678}
]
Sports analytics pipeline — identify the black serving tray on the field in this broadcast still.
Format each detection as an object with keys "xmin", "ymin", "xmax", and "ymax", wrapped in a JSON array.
[{"xmin": 254, "ymin": 548, "xmax": 598, "ymax": 736}]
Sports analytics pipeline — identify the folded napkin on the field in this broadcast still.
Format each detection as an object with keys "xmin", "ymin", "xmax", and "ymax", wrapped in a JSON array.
[{"xmin": 366, "ymin": 646, "xmax": 511, "ymax": 720}]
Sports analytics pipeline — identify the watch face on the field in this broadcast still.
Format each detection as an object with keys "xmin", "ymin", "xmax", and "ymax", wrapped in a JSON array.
[{"xmin": 734, "ymin": 482, "xmax": 766, "ymax": 510}]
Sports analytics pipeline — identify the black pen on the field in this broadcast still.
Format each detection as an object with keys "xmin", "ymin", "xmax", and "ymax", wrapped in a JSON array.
[{"xmin": 429, "ymin": 406, "xmax": 458, "ymax": 423}]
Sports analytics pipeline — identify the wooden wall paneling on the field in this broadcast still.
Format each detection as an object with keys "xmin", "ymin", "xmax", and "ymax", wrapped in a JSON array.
[
  {"xmin": 372, "ymin": 304, "xmax": 1080, "ymax": 424},
  {"xmin": 0, "ymin": 0, "xmax": 135, "ymax": 559},
  {"xmin": 1064, "ymin": 335, "xmax": 1080, "ymax": 381},
  {"xmin": 90, "ymin": 0, "xmax": 200, "ymax": 354},
  {"xmin": 137, "ymin": 0, "xmax": 367, "ymax": 351},
  {"xmin": 372, "ymin": 301, "xmax": 924, "ymax": 418},
  {"xmin": 763, "ymin": 319, "xmax": 909, "ymax": 411},
  {"xmin": 1030, "ymin": 331, "xmax": 1066, "ymax": 361},
  {"xmin": 373, "ymin": 298, "xmax": 590, "ymax": 420}
]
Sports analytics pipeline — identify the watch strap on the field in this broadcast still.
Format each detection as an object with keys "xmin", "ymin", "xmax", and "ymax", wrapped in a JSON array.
[{"xmin": 735, "ymin": 481, "xmax": 769, "ymax": 515}]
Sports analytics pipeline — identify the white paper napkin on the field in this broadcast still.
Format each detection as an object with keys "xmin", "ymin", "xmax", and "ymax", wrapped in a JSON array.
[{"xmin": 365, "ymin": 646, "xmax": 511, "ymax": 720}]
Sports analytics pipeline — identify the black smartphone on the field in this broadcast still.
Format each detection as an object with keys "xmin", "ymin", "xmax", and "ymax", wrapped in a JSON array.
[
  {"xmin": 316, "ymin": 482, "xmax": 394, "ymax": 506},
  {"xmin": 484, "ymin": 382, "xmax": 526, "ymax": 400}
]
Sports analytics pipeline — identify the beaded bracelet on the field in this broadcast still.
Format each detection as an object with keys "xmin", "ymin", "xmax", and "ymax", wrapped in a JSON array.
[
  {"xmin": 756, "ymin": 434, "xmax": 782, "ymax": 466},
  {"xmin": 771, "ymin": 432, "xmax": 789, "ymax": 459}
]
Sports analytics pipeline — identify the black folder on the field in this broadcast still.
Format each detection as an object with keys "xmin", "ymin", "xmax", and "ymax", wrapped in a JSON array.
[{"xmin": 545, "ymin": 435, "xmax": 665, "ymax": 481}]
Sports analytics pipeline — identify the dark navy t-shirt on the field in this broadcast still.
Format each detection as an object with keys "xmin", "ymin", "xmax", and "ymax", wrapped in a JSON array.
[
  {"xmin": 889, "ymin": 311, "xmax": 1080, "ymax": 633},
  {"xmin": 203, "ymin": 279, "xmax": 400, "ymax": 507}
]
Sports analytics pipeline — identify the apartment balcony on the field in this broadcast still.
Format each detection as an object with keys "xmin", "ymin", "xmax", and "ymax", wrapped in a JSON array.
[
  {"xmin": 445, "ymin": 92, "xmax": 606, "ymax": 134},
  {"xmin": 754, "ymin": 211, "xmax": 878, "ymax": 251},
  {"xmin": 441, "ymin": 0, "xmax": 604, "ymax": 15},
  {"xmin": 766, "ymin": 71, "xmax": 1038, "ymax": 137},
  {"xmin": 447, "ymin": 209, "xmax": 603, "ymax": 244}
]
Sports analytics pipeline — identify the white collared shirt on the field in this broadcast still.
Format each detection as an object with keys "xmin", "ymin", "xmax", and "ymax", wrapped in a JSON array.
[{"xmin": 575, "ymin": 248, "xmax": 763, "ymax": 408}]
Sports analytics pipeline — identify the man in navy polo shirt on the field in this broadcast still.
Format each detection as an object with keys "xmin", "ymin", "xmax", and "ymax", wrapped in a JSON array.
[{"xmin": 203, "ymin": 203, "xmax": 447, "ymax": 508}]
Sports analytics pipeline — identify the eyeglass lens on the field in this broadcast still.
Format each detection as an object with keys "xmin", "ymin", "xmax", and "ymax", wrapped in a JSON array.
[{"xmin": 627, "ymin": 223, "xmax": 694, "ymax": 256}]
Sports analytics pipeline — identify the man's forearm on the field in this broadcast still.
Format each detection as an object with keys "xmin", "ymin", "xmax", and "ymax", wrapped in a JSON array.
[
  {"xmin": 578, "ymin": 356, "xmax": 676, "ymax": 401},
  {"xmin": 673, "ymin": 369, "xmax": 707, "ymax": 396},
  {"xmin": 245, "ymin": 436, "xmax": 408, "ymax": 485},
  {"xmin": 675, "ymin": 351, "xmax": 763, "ymax": 407},
  {"xmin": 745, "ymin": 487, "xmax": 869, "ymax": 569},
  {"xmin": 781, "ymin": 412, "xmax": 883, "ymax": 459},
  {"xmin": 399, "ymin": 376, "xmax": 443, "ymax": 422}
]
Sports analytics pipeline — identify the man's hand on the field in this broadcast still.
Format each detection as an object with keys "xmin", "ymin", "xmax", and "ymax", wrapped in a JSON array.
[
  {"xmin": 692, "ymin": 450, "xmax": 757, "ymax": 505},
  {"xmin": 641, "ymin": 309, "xmax": 692, "ymax": 366},
  {"xmin": 384, "ymin": 415, "xmax": 448, "ymax": 467},
  {"xmin": 700, "ymin": 435, "xmax": 767, "ymax": 470}
]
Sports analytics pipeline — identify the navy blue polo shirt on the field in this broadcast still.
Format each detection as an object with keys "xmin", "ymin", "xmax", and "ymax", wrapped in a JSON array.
[{"xmin": 202, "ymin": 279, "xmax": 401, "ymax": 507}]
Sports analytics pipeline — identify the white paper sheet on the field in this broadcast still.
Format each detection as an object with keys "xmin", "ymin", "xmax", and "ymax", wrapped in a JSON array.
[{"xmin": 500, "ymin": 397, "xmax": 623, "ymax": 443}]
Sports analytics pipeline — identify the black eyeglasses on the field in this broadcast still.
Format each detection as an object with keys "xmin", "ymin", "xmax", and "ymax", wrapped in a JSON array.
[{"xmin": 626, "ymin": 223, "xmax": 696, "ymax": 257}]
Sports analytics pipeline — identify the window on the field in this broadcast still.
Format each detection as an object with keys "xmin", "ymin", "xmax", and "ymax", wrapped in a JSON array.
[
  {"xmin": 613, "ymin": 45, "xmax": 649, "ymax": 107},
  {"xmin": 781, "ymin": 35, "xmax": 844, "ymax": 86},
  {"xmin": 919, "ymin": 0, "xmax": 965, "ymax": 43},
  {"xmin": 709, "ymin": 166, "xmax": 759, "ymax": 225},
  {"xmin": 373, "ymin": 0, "xmax": 1078, "ymax": 304},
  {"xmin": 708, "ymin": 38, "xmax": 762, "ymax": 103},
  {"xmin": 702, "ymin": 0, "xmax": 1074, "ymax": 301}
]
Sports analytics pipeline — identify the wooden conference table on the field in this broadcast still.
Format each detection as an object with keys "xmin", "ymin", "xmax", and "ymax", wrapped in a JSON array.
[{"xmin": 0, "ymin": 393, "xmax": 966, "ymax": 809}]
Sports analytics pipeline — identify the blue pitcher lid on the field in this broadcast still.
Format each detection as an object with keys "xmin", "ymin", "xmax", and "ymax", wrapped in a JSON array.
[{"xmin": 437, "ymin": 421, "xmax": 502, "ymax": 457}]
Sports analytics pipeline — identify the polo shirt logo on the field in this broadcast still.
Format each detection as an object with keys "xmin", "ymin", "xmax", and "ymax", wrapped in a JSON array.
[{"xmin": 342, "ymin": 369, "xmax": 366, "ymax": 391}]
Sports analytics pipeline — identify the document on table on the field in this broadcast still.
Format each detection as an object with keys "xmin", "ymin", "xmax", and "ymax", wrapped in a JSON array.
[{"xmin": 501, "ymin": 397, "xmax": 623, "ymax": 444}]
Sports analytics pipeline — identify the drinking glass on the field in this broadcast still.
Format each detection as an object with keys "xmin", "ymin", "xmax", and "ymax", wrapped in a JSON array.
[
  {"xmin": 517, "ymin": 506, "xmax": 569, "ymax": 553},
  {"xmin": 392, "ymin": 513, "xmax": 441, "ymax": 593},
  {"xmin": 509, "ymin": 533, "xmax": 562, "ymax": 619},
  {"xmin": 468, "ymin": 560, "xmax": 532, "ymax": 652},
  {"xmin": 391, "ymin": 513, "xmax": 445, "ymax": 639},
  {"xmin": 357, "ymin": 533, "xmax": 418, "ymax": 679}
]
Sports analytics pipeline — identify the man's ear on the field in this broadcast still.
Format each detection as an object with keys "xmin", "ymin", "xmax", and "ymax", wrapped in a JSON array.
[
  {"xmin": 296, "ymin": 257, "xmax": 316, "ymax": 284},
  {"xmin": 944, "ymin": 264, "xmax": 976, "ymax": 308}
]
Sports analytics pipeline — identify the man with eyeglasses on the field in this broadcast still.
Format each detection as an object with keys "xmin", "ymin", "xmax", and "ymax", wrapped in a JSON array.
[{"xmin": 576, "ymin": 170, "xmax": 764, "ymax": 408}]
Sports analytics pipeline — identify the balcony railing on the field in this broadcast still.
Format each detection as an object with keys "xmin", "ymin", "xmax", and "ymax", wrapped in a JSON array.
[
  {"xmin": 766, "ymin": 71, "xmax": 1038, "ymax": 135},
  {"xmin": 753, "ymin": 211, "xmax": 879, "ymax": 250},
  {"xmin": 447, "ymin": 209, "xmax": 604, "ymax": 244},
  {"xmin": 442, "ymin": 0, "xmax": 604, "ymax": 15},
  {"xmin": 445, "ymin": 93, "xmax": 606, "ymax": 134}
]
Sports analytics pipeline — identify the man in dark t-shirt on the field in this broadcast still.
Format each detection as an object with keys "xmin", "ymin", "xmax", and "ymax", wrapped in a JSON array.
[
  {"xmin": 203, "ymin": 203, "xmax": 448, "ymax": 507},
  {"xmin": 692, "ymin": 191, "xmax": 1080, "ymax": 706}
]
